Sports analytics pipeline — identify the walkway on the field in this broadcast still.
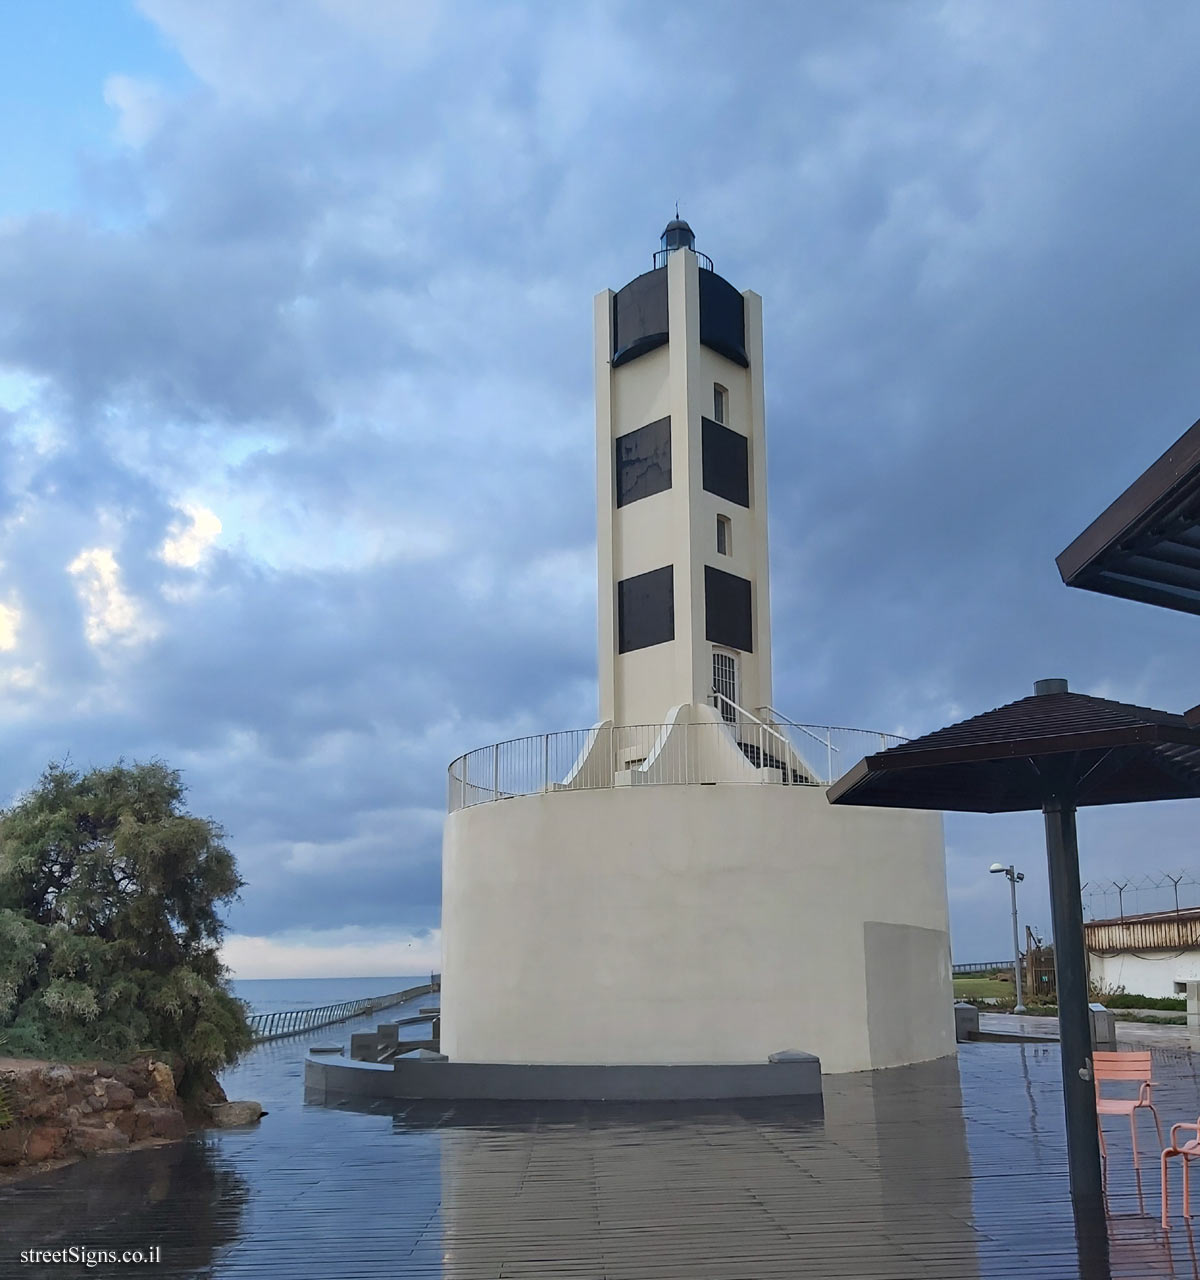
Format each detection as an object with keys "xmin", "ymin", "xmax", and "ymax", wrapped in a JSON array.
[
  {"xmin": 4, "ymin": 997, "xmax": 1200, "ymax": 1277},
  {"xmin": 981, "ymin": 1010, "xmax": 1194, "ymax": 1050}
]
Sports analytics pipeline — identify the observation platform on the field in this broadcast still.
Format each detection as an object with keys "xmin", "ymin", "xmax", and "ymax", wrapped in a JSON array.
[{"xmin": 446, "ymin": 707, "xmax": 904, "ymax": 811}]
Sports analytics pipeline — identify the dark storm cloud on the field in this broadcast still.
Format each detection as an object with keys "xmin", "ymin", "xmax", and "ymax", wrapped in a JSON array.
[{"xmin": 1, "ymin": 0, "xmax": 1199, "ymax": 964}]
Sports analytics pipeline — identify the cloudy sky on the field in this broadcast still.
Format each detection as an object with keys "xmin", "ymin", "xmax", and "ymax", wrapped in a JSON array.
[{"xmin": 2, "ymin": 0, "xmax": 1199, "ymax": 977}]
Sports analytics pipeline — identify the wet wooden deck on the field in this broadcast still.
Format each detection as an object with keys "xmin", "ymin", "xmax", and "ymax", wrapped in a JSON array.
[{"xmin": 5, "ymin": 999, "xmax": 1200, "ymax": 1277}]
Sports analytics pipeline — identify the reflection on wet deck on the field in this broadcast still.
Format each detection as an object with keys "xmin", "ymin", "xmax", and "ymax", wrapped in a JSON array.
[{"xmin": 5, "ymin": 1002, "xmax": 1200, "ymax": 1277}]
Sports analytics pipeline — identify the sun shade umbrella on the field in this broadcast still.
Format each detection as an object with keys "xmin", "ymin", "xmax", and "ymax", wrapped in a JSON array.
[
  {"xmin": 828, "ymin": 678, "xmax": 1200, "ymax": 1211},
  {"xmin": 1058, "ymin": 415, "xmax": 1200, "ymax": 616}
]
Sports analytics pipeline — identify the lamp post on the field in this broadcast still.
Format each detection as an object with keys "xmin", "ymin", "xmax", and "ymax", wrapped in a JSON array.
[{"xmin": 990, "ymin": 862, "xmax": 1026, "ymax": 1013}]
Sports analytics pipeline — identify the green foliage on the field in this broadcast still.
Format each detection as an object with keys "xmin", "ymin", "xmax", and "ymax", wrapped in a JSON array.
[
  {"xmin": 0, "ymin": 1080, "xmax": 12, "ymax": 1129},
  {"xmin": 0, "ymin": 761, "xmax": 253, "ymax": 1097},
  {"xmin": 1101, "ymin": 992, "xmax": 1186, "ymax": 1011}
]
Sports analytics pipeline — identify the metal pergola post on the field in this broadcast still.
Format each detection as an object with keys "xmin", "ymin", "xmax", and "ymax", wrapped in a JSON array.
[{"xmin": 1043, "ymin": 794, "xmax": 1103, "ymax": 1209}]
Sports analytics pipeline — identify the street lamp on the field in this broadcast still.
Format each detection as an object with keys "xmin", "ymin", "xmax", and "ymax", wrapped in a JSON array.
[{"xmin": 990, "ymin": 862, "xmax": 1026, "ymax": 1013}]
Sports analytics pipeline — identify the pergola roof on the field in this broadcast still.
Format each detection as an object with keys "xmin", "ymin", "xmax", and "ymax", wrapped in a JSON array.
[
  {"xmin": 1058, "ymin": 416, "xmax": 1200, "ymax": 615},
  {"xmin": 826, "ymin": 688, "xmax": 1200, "ymax": 813}
]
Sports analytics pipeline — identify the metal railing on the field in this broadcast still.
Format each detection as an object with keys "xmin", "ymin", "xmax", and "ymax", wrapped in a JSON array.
[
  {"xmin": 952, "ymin": 961, "xmax": 1016, "ymax": 976},
  {"xmin": 653, "ymin": 248, "xmax": 714, "ymax": 271},
  {"xmin": 446, "ymin": 712, "xmax": 907, "ymax": 813},
  {"xmin": 756, "ymin": 708, "xmax": 906, "ymax": 786},
  {"xmin": 247, "ymin": 979, "xmax": 438, "ymax": 1043}
]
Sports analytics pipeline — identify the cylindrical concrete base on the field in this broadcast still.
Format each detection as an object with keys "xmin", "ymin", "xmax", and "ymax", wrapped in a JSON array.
[{"xmin": 441, "ymin": 783, "xmax": 954, "ymax": 1075}]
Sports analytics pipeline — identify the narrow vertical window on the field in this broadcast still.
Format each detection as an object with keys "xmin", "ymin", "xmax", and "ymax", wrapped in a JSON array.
[
  {"xmin": 713, "ymin": 384, "xmax": 727, "ymax": 424},
  {"xmin": 716, "ymin": 514, "xmax": 732, "ymax": 556}
]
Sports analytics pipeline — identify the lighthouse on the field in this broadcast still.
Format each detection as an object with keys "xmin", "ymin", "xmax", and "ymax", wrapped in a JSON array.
[
  {"xmin": 437, "ymin": 223, "xmax": 956, "ymax": 1086},
  {"xmin": 595, "ymin": 218, "xmax": 772, "ymax": 729}
]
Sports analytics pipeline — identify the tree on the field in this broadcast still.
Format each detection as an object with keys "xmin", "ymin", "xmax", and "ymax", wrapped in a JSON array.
[{"xmin": 0, "ymin": 761, "xmax": 253, "ymax": 1099}]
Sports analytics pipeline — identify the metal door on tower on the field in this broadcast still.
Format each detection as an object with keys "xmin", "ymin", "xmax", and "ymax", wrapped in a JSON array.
[{"xmin": 713, "ymin": 650, "xmax": 738, "ymax": 723}]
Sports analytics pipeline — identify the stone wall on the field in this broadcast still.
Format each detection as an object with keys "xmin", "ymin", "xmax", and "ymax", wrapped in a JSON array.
[{"xmin": 0, "ymin": 1057, "xmax": 187, "ymax": 1170}]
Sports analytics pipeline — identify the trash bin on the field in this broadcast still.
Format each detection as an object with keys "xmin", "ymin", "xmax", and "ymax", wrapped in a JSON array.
[
  {"xmin": 1088, "ymin": 1002, "xmax": 1116, "ymax": 1049},
  {"xmin": 954, "ymin": 1002, "xmax": 980, "ymax": 1042}
]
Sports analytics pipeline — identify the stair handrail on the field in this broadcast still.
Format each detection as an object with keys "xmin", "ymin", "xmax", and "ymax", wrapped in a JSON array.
[
  {"xmin": 757, "ymin": 708, "xmax": 909, "ymax": 784},
  {"xmin": 710, "ymin": 691, "xmax": 795, "ymax": 760},
  {"xmin": 756, "ymin": 706, "xmax": 845, "ymax": 753}
]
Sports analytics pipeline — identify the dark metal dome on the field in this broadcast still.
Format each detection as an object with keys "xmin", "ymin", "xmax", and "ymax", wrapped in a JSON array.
[{"xmin": 660, "ymin": 218, "xmax": 695, "ymax": 252}]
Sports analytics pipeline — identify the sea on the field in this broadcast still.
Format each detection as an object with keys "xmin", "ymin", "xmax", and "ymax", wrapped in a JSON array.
[{"xmin": 230, "ymin": 975, "xmax": 433, "ymax": 1017}]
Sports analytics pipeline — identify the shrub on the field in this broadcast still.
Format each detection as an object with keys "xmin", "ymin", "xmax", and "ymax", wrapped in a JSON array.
[
  {"xmin": 1101, "ymin": 992, "xmax": 1186, "ymax": 1011},
  {"xmin": 0, "ymin": 761, "xmax": 253, "ymax": 1098}
]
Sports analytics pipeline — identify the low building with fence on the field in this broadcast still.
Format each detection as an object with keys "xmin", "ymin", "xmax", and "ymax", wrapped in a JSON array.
[{"xmin": 1086, "ymin": 909, "xmax": 1200, "ymax": 999}]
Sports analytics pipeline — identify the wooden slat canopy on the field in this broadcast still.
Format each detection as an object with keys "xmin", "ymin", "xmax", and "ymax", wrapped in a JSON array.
[{"xmin": 1058, "ymin": 417, "xmax": 1200, "ymax": 614}]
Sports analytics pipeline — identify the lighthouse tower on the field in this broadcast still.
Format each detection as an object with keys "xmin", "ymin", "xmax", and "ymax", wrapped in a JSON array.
[
  {"xmin": 595, "ymin": 220, "xmax": 772, "ymax": 729},
  {"xmin": 436, "ymin": 223, "xmax": 956, "ymax": 1084}
]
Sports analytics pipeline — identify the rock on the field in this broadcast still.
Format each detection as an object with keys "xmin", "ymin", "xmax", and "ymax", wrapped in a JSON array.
[
  {"xmin": 145, "ymin": 1107, "xmax": 186, "ymax": 1141},
  {"xmin": 0, "ymin": 1057, "xmax": 188, "ymax": 1169},
  {"xmin": 112, "ymin": 1110, "xmax": 138, "ymax": 1139},
  {"xmin": 74, "ymin": 1125, "xmax": 130, "ymax": 1154},
  {"xmin": 129, "ymin": 1100, "xmax": 186, "ymax": 1142},
  {"xmin": 0, "ymin": 1127, "xmax": 26, "ymax": 1166},
  {"xmin": 26, "ymin": 1125, "xmax": 66, "ymax": 1163},
  {"xmin": 76, "ymin": 1113, "xmax": 120, "ymax": 1130},
  {"xmin": 147, "ymin": 1062, "xmax": 176, "ymax": 1105},
  {"xmin": 116, "ymin": 1065, "xmax": 150, "ymax": 1096},
  {"xmin": 21, "ymin": 1095, "xmax": 63, "ymax": 1121},
  {"xmin": 207, "ymin": 1101, "xmax": 265, "ymax": 1128},
  {"xmin": 103, "ymin": 1082, "xmax": 135, "ymax": 1110}
]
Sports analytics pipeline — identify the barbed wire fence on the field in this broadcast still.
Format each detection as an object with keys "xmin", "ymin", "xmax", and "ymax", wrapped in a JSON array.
[{"xmin": 1081, "ymin": 871, "xmax": 1200, "ymax": 922}]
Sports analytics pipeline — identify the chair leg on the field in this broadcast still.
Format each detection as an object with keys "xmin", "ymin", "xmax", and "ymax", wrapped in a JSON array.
[
  {"xmin": 1164, "ymin": 1149, "xmax": 1172, "ymax": 1230},
  {"xmin": 1186, "ymin": 1153, "xmax": 1193, "ymax": 1221},
  {"xmin": 1131, "ymin": 1111, "xmax": 1140, "ymax": 1169},
  {"xmin": 1149, "ymin": 1103, "xmax": 1164, "ymax": 1151}
]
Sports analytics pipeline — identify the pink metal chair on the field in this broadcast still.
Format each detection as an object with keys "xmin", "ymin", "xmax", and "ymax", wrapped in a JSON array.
[
  {"xmin": 1093, "ymin": 1050, "xmax": 1163, "ymax": 1170},
  {"xmin": 1161, "ymin": 1119, "xmax": 1200, "ymax": 1229}
]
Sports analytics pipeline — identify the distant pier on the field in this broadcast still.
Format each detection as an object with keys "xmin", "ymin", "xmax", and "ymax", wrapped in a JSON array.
[{"xmin": 247, "ymin": 975, "xmax": 440, "ymax": 1043}]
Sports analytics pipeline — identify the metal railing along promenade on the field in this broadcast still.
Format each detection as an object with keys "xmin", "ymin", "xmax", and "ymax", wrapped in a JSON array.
[
  {"xmin": 952, "ymin": 961, "xmax": 1015, "ymax": 977},
  {"xmin": 447, "ymin": 712, "xmax": 907, "ymax": 813},
  {"xmin": 247, "ymin": 977, "xmax": 439, "ymax": 1043}
]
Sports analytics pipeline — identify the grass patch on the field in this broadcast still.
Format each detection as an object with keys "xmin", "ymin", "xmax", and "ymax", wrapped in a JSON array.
[{"xmin": 953, "ymin": 976, "xmax": 1011, "ymax": 1000}]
